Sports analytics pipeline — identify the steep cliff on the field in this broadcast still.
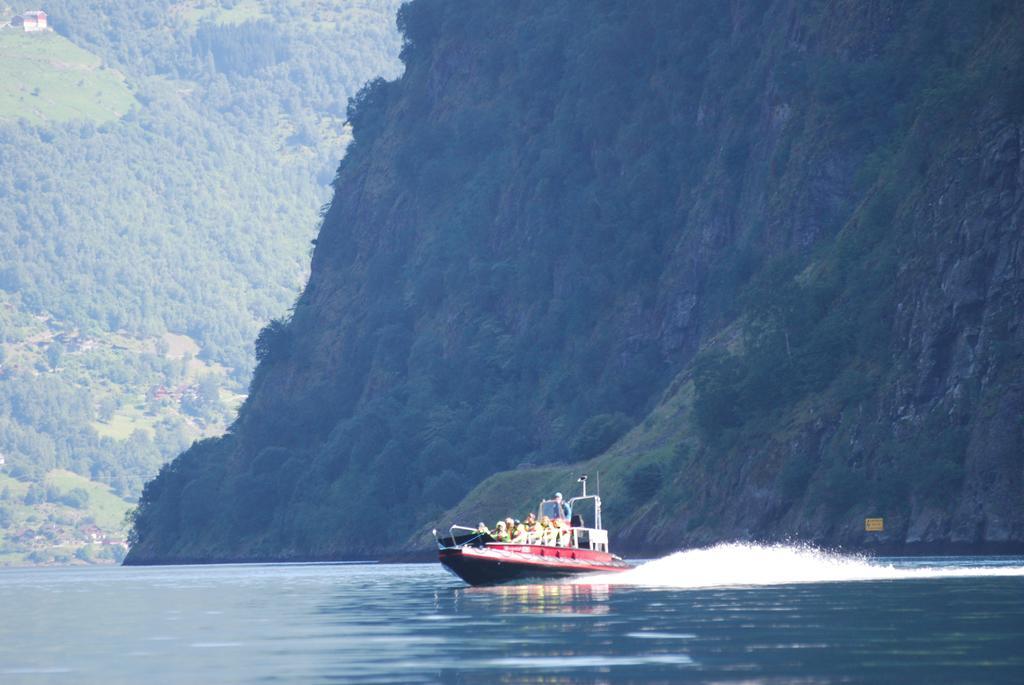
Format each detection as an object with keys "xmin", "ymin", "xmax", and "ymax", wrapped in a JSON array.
[{"xmin": 126, "ymin": 0, "xmax": 1024, "ymax": 564}]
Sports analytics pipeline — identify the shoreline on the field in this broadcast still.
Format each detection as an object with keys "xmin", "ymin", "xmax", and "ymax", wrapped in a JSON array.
[{"xmin": 120, "ymin": 540, "xmax": 1024, "ymax": 567}]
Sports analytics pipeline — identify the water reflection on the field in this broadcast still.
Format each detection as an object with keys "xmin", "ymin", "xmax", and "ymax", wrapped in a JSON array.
[
  {"xmin": 423, "ymin": 582, "xmax": 699, "ymax": 684},
  {"xmin": 461, "ymin": 583, "xmax": 612, "ymax": 615}
]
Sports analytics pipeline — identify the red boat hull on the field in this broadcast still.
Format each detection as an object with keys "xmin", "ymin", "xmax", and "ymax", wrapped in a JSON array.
[{"xmin": 439, "ymin": 543, "xmax": 632, "ymax": 585}]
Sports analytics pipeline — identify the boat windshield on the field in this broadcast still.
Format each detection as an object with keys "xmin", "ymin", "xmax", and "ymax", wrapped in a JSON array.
[{"xmin": 539, "ymin": 499, "xmax": 569, "ymax": 521}]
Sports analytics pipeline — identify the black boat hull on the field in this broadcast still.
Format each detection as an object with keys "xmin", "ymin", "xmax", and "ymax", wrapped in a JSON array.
[{"xmin": 439, "ymin": 546, "xmax": 631, "ymax": 586}]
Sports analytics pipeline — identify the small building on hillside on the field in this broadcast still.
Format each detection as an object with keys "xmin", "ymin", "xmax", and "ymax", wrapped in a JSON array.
[{"xmin": 11, "ymin": 10, "xmax": 48, "ymax": 32}]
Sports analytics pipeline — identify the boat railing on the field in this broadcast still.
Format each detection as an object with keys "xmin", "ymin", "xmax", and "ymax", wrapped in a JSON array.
[
  {"xmin": 434, "ymin": 525, "xmax": 491, "ymax": 550},
  {"xmin": 567, "ymin": 494, "xmax": 602, "ymax": 530},
  {"xmin": 486, "ymin": 525, "xmax": 608, "ymax": 552},
  {"xmin": 438, "ymin": 522, "xmax": 610, "ymax": 553},
  {"xmin": 440, "ymin": 480, "xmax": 611, "ymax": 552},
  {"xmin": 572, "ymin": 526, "xmax": 608, "ymax": 553}
]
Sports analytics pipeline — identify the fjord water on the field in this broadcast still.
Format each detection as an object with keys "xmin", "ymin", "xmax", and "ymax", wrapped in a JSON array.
[{"xmin": 2, "ymin": 545, "xmax": 1022, "ymax": 684}]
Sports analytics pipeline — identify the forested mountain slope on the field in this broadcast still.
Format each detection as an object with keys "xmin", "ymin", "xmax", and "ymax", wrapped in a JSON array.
[
  {"xmin": 0, "ymin": 0, "xmax": 401, "ymax": 564},
  {"xmin": 127, "ymin": 0, "xmax": 1024, "ymax": 564}
]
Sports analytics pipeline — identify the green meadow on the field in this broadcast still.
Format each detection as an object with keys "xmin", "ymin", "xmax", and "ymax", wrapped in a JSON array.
[{"xmin": 0, "ymin": 29, "xmax": 135, "ymax": 122}]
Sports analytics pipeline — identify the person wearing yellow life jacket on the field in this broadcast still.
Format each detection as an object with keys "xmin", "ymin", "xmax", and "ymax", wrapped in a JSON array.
[
  {"xmin": 525, "ymin": 513, "xmax": 541, "ymax": 544},
  {"xmin": 552, "ymin": 516, "xmax": 570, "ymax": 547},
  {"xmin": 511, "ymin": 521, "xmax": 527, "ymax": 543},
  {"xmin": 540, "ymin": 516, "xmax": 557, "ymax": 546},
  {"xmin": 476, "ymin": 522, "xmax": 490, "ymax": 536},
  {"xmin": 492, "ymin": 521, "xmax": 511, "ymax": 542}
]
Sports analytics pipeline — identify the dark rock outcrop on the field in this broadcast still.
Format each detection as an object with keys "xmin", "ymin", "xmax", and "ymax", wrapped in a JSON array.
[{"xmin": 126, "ymin": 0, "xmax": 1023, "ymax": 564}]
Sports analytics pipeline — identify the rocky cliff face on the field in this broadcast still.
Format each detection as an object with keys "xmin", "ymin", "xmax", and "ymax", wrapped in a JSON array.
[
  {"xmin": 126, "ymin": 0, "xmax": 1023, "ymax": 564},
  {"xmin": 643, "ymin": 115, "xmax": 1024, "ymax": 552}
]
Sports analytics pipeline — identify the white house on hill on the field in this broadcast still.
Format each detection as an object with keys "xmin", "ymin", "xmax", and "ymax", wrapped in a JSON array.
[{"xmin": 11, "ymin": 10, "xmax": 48, "ymax": 32}]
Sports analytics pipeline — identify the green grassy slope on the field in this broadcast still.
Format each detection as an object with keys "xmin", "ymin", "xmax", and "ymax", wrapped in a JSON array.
[
  {"xmin": 45, "ymin": 470, "xmax": 131, "ymax": 529},
  {"xmin": 424, "ymin": 368, "xmax": 701, "ymax": 553},
  {"xmin": 0, "ymin": 30, "xmax": 134, "ymax": 122}
]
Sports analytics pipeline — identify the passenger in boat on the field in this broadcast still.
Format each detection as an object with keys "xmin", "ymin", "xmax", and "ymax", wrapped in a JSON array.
[
  {"xmin": 511, "ymin": 520, "xmax": 527, "ymax": 543},
  {"xmin": 552, "ymin": 516, "xmax": 571, "ymax": 547},
  {"xmin": 476, "ymin": 522, "xmax": 490, "ymax": 536},
  {"xmin": 525, "ymin": 514, "xmax": 541, "ymax": 543},
  {"xmin": 522, "ymin": 513, "xmax": 533, "ymax": 537},
  {"xmin": 540, "ymin": 516, "xmax": 558, "ymax": 546},
  {"xmin": 493, "ymin": 521, "xmax": 511, "ymax": 542}
]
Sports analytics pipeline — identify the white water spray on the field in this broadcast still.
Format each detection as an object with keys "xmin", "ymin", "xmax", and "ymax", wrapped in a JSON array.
[{"xmin": 579, "ymin": 542, "xmax": 1024, "ymax": 589}]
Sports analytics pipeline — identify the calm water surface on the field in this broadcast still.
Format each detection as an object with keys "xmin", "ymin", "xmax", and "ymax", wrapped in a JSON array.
[{"xmin": 1, "ymin": 548, "xmax": 1023, "ymax": 684}]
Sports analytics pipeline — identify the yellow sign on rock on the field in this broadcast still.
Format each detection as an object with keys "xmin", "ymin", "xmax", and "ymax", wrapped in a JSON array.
[{"xmin": 865, "ymin": 517, "xmax": 884, "ymax": 532}]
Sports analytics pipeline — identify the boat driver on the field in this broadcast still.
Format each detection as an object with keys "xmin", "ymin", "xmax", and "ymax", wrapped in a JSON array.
[{"xmin": 553, "ymin": 492, "xmax": 570, "ymax": 520}]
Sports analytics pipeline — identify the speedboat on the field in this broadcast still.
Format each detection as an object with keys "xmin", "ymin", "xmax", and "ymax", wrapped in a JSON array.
[{"xmin": 434, "ymin": 476, "xmax": 633, "ymax": 585}]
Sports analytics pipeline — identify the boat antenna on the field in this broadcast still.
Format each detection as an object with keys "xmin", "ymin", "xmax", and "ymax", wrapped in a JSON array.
[
  {"xmin": 578, "ymin": 474, "xmax": 588, "ymax": 497},
  {"xmin": 596, "ymin": 470, "xmax": 600, "ymax": 498}
]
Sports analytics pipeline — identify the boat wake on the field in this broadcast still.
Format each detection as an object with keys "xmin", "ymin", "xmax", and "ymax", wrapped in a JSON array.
[{"xmin": 576, "ymin": 542, "xmax": 1024, "ymax": 589}]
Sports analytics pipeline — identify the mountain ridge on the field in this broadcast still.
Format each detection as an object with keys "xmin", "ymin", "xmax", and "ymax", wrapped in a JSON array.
[{"xmin": 126, "ymin": 0, "xmax": 1024, "ymax": 564}]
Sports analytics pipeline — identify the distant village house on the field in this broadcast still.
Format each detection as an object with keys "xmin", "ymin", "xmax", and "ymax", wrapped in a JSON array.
[{"xmin": 10, "ymin": 9, "xmax": 48, "ymax": 32}]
